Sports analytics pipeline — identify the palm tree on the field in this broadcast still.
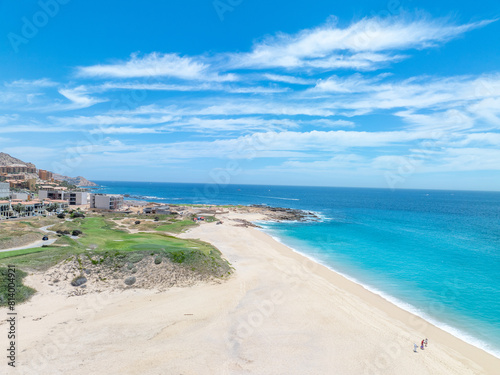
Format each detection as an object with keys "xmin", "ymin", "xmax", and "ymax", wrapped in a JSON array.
[{"xmin": 12, "ymin": 203, "xmax": 24, "ymax": 216}]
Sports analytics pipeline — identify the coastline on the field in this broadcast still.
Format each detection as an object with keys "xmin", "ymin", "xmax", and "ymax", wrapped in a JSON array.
[
  {"xmin": 1, "ymin": 209, "xmax": 498, "ymax": 373},
  {"xmin": 181, "ymin": 211, "xmax": 500, "ymax": 374},
  {"xmin": 257, "ymin": 223, "xmax": 500, "ymax": 361}
]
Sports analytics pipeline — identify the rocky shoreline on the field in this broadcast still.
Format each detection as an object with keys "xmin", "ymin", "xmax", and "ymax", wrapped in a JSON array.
[{"xmin": 234, "ymin": 204, "xmax": 320, "ymax": 222}]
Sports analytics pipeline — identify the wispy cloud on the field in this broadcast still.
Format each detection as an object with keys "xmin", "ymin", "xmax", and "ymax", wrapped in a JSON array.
[
  {"xmin": 262, "ymin": 74, "xmax": 316, "ymax": 85},
  {"xmin": 58, "ymin": 86, "xmax": 107, "ymax": 109},
  {"xmin": 5, "ymin": 78, "xmax": 58, "ymax": 88},
  {"xmin": 77, "ymin": 52, "xmax": 237, "ymax": 81},
  {"xmin": 226, "ymin": 16, "xmax": 495, "ymax": 70},
  {"xmin": 51, "ymin": 114, "xmax": 175, "ymax": 126}
]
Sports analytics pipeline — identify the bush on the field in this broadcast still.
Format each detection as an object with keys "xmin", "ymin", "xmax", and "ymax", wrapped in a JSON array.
[
  {"xmin": 0, "ymin": 268, "xmax": 36, "ymax": 306},
  {"xmin": 154, "ymin": 217, "xmax": 160, "ymax": 222},
  {"xmin": 154, "ymin": 256, "xmax": 162, "ymax": 265},
  {"xmin": 134, "ymin": 220, "xmax": 141, "ymax": 225},
  {"xmin": 57, "ymin": 213, "xmax": 65, "ymax": 219},
  {"xmin": 124, "ymin": 276, "xmax": 136, "ymax": 286},
  {"xmin": 128, "ymin": 253, "xmax": 144, "ymax": 263},
  {"xmin": 71, "ymin": 275, "xmax": 87, "ymax": 287},
  {"xmin": 72, "ymin": 230, "xmax": 83, "ymax": 236},
  {"xmin": 71, "ymin": 212, "xmax": 85, "ymax": 219}
]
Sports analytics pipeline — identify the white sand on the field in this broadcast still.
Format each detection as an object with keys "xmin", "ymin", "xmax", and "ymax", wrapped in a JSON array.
[{"xmin": 1, "ymin": 211, "xmax": 499, "ymax": 374}]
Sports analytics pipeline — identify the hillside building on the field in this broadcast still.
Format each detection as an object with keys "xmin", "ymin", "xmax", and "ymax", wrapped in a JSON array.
[{"xmin": 38, "ymin": 169, "xmax": 53, "ymax": 180}]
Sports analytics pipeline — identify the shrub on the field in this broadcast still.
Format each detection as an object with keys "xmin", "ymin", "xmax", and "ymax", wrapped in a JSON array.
[
  {"xmin": 124, "ymin": 276, "xmax": 136, "ymax": 286},
  {"xmin": 134, "ymin": 220, "xmax": 141, "ymax": 225},
  {"xmin": 128, "ymin": 253, "xmax": 144, "ymax": 263},
  {"xmin": 57, "ymin": 213, "xmax": 65, "ymax": 219},
  {"xmin": 72, "ymin": 230, "xmax": 83, "ymax": 236},
  {"xmin": 0, "ymin": 268, "xmax": 36, "ymax": 306},
  {"xmin": 71, "ymin": 275, "xmax": 87, "ymax": 287}
]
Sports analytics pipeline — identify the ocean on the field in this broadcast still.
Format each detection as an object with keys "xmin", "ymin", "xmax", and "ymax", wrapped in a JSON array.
[{"xmin": 91, "ymin": 181, "xmax": 500, "ymax": 357}]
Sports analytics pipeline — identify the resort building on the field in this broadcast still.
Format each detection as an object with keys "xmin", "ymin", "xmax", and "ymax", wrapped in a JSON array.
[
  {"xmin": 0, "ymin": 164, "xmax": 37, "ymax": 174},
  {"xmin": 5, "ymin": 178, "xmax": 36, "ymax": 190},
  {"xmin": 11, "ymin": 200, "xmax": 45, "ymax": 217},
  {"xmin": 8, "ymin": 173, "xmax": 25, "ymax": 180},
  {"xmin": 44, "ymin": 199, "xmax": 69, "ymax": 212},
  {"xmin": 0, "ymin": 182, "xmax": 10, "ymax": 199},
  {"xmin": 38, "ymin": 189, "xmax": 65, "ymax": 201},
  {"xmin": 38, "ymin": 189, "xmax": 88, "ymax": 206},
  {"xmin": 67, "ymin": 191, "xmax": 89, "ymax": 205},
  {"xmin": 90, "ymin": 194, "xmax": 124, "ymax": 210},
  {"xmin": 38, "ymin": 169, "xmax": 53, "ymax": 181},
  {"xmin": 11, "ymin": 192, "xmax": 29, "ymax": 201},
  {"xmin": 0, "ymin": 200, "xmax": 11, "ymax": 219}
]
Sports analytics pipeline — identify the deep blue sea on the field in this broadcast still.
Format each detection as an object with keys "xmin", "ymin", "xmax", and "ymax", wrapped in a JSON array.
[{"xmin": 92, "ymin": 181, "xmax": 500, "ymax": 357}]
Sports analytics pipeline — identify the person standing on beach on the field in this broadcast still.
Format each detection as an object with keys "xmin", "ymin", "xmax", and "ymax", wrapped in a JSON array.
[
  {"xmin": 421, "ymin": 339, "xmax": 425, "ymax": 350},
  {"xmin": 414, "ymin": 343, "xmax": 418, "ymax": 352},
  {"xmin": 425, "ymin": 338, "xmax": 428, "ymax": 347}
]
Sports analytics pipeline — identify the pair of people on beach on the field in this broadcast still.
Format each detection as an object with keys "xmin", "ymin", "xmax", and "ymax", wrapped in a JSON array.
[{"xmin": 414, "ymin": 338, "xmax": 428, "ymax": 352}]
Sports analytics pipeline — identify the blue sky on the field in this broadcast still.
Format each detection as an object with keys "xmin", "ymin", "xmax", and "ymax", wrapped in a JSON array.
[{"xmin": 1, "ymin": 0, "xmax": 499, "ymax": 191}]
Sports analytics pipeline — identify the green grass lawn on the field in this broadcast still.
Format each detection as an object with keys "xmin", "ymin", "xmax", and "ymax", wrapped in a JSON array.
[
  {"xmin": 155, "ymin": 219, "xmax": 198, "ymax": 233},
  {"xmin": 0, "ymin": 217, "xmax": 230, "ymax": 276}
]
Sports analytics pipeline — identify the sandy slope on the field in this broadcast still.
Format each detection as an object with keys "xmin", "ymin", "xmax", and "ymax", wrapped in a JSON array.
[{"xmin": 1, "ymin": 212, "xmax": 498, "ymax": 374}]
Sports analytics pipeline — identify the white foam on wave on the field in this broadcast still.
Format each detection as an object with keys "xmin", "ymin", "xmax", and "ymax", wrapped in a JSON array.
[
  {"xmin": 256, "ymin": 225, "xmax": 500, "ymax": 359},
  {"xmin": 306, "ymin": 210, "xmax": 333, "ymax": 222},
  {"xmin": 246, "ymin": 194, "xmax": 300, "ymax": 201},
  {"xmin": 133, "ymin": 195, "xmax": 169, "ymax": 200}
]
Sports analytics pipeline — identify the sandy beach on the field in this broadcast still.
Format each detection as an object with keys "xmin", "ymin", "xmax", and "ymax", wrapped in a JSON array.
[{"xmin": 1, "ymin": 210, "xmax": 499, "ymax": 374}]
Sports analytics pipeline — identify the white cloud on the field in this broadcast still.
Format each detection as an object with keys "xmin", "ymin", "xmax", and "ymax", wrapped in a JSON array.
[
  {"xmin": 311, "ymin": 73, "xmax": 390, "ymax": 92},
  {"xmin": 195, "ymin": 102, "xmax": 336, "ymax": 117},
  {"xmin": 193, "ymin": 130, "xmax": 433, "ymax": 159},
  {"xmin": 227, "ymin": 16, "xmax": 494, "ymax": 70},
  {"xmin": 88, "ymin": 126, "xmax": 162, "ymax": 135},
  {"xmin": 263, "ymin": 74, "xmax": 316, "ymax": 85},
  {"xmin": 283, "ymin": 154, "xmax": 365, "ymax": 169},
  {"xmin": 396, "ymin": 109, "xmax": 475, "ymax": 132},
  {"xmin": 5, "ymin": 78, "xmax": 58, "ymax": 88},
  {"xmin": 433, "ymin": 148, "xmax": 500, "ymax": 171},
  {"xmin": 58, "ymin": 87, "xmax": 106, "ymax": 109},
  {"xmin": 305, "ymin": 119, "xmax": 355, "ymax": 127},
  {"xmin": 77, "ymin": 52, "xmax": 236, "ymax": 81},
  {"xmin": 52, "ymin": 114, "xmax": 175, "ymax": 126},
  {"xmin": 84, "ymin": 117, "xmax": 298, "ymax": 134}
]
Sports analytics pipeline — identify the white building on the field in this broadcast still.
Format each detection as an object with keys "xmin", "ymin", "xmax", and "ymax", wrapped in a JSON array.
[
  {"xmin": 90, "ymin": 194, "xmax": 124, "ymax": 210},
  {"xmin": 38, "ymin": 189, "xmax": 65, "ymax": 200},
  {"xmin": 11, "ymin": 192, "xmax": 29, "ymax": 200},
  {"xmin": 0, "ymin": 182, "xmax": 10, "ymax": 199},
  {"xmin": 38, "ymin": 189, "xmax": 89, "ymax": 205},
  {"xmin": 0, "ymin": 200, "xmax": 11, "ymax": 219},
  {"xmin": 67, "ymin": 191, "xmax": 89, "ymax": 205}
]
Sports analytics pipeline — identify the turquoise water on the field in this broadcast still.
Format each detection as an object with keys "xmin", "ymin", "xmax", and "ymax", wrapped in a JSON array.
[{"xmin": 93, "ymin": 182, "xmax": 500, "ymax": 357}]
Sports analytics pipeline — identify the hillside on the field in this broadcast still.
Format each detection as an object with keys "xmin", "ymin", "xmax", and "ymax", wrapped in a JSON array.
[
  {"xmin": 0, "ymin": 152, "xmax": 97, "ymax": 186},
  {"xmin": 53, "ymin": 174, "xmax": 98, "ymax": 187},
  {"xmin": 0, "ymin": 152, "xmax": 35, "ymax": 167}
]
